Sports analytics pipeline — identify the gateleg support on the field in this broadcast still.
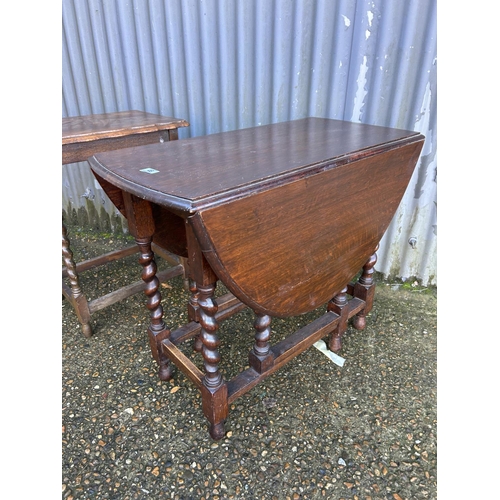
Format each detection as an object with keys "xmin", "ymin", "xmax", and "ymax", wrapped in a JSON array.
[
  {"xmin": 123, "ymin": 191, "xmax": 174, "ymax": 381},
  {"xmin": 328, "ymin": 286, "xmax": 349, "ymax": 352},
  {"xmin": 248, "ymin": 313, "xmax": 275, "ymax": 373},
  {"xmin": 352, "ymin": 246, "xmax": 378, "ymax": 331}
]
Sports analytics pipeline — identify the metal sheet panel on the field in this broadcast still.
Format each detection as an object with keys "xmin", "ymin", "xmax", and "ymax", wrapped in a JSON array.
[{"xmin": 62, "ymin": 0, "xmax": 437, "ymax": 285}]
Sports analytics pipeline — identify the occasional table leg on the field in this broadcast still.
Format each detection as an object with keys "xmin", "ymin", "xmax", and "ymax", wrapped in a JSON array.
[
  {"xmin": 199, "ymin": 282, "xmax": 228, "ymax": 440},
  {"xmin": 328, "ymin": 286, "xmax": 349, "ymax": 352},
  {"xmin": 136, "ymin": 236, "xmax": 173, "ymax": 381},
  {"xmin": 352, "ymin": 246, "xmax": 378, "ymax": 331},
  {"xmin": 188, "ymin": 278, "xmax": 203, "ymax": 352},
  {"xmin": 180, "ymin": 257, "xmax": 190, "ymax": 291},
  {"xmin": 122, "ymin": 193, "xmax": 173, "ymax": 380},
  {"xmin": 248, "ymin": 313, "xmax": 275, "ymax": 373},
  {"xmin": 62, "ymin": 223, "xmax": 93, "ymax": 337}
]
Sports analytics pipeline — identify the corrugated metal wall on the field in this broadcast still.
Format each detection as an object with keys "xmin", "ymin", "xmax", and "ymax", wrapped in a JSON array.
[{"xmin": 62, "ymin": 0, "xmax": 437, "ymax": 285}]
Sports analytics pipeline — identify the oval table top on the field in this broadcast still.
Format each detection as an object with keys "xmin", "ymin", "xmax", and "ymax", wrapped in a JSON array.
[{"xmin": 89, "ymin": 118, "xmax": 424, "ymax": 316}]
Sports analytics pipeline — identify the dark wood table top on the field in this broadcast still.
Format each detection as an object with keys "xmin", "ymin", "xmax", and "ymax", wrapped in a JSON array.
[
  {"xmin": 89, "ymin": 117, "xmax": 422, "ymax": 213},
  {"xmin": 62, "ymin": 110, "xmax": 189, "ymax": 165},
  {"xmin": 89, "ymin": 117, "xmax": 424, "ymax": 317},
  {"xmin": 62, "ymin": 110, "xmax": 189, "ymax": 146}
]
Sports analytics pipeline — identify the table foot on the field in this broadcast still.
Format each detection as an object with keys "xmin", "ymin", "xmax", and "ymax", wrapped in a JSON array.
[
  {"xmin": 352, "ymin": 314, "xmax": 367, "ymax": 331},
  {"xmin": 329, "ymin": 335, "xmax": 343, "ymax": 352},
  {"xmin": 81, "ymin": 323, "xmax": 93, "ymax": 338},
  {"xmin": 209, "ymin": 421, "xmax": 226, "ymax": 441},
  {"xmin": 159, "ymin": 362, "xmax": 174, "ymax": 381},
  {"xmin": 202, "ymin": 382, "xmax": 228, "ymax": 441}
]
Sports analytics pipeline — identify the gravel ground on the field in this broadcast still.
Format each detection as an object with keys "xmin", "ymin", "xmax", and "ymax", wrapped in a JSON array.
[{"xmin": 62, "ymin": 226, "xmax": 437, "ymax": 500}]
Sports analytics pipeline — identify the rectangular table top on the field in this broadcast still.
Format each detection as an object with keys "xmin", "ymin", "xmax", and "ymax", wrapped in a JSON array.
[
  {"xmin": 89, "ymin": 117, "xmax": 421, "ymax": 213},
  {"xmin": 62, "ymin": 110, "xmax": 189, "ymax": 146}
]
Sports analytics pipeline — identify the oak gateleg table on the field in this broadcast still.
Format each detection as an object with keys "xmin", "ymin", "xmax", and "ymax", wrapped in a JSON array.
[
  {"xmin": 88, "ymin": 117, "xmax": 424, "ymax": 439},
  {"xmin": 62, "ymin": 110, "xmax": 189, "ymax": 337}
]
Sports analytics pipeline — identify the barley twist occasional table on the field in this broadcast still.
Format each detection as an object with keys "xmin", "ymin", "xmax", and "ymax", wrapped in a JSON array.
[
  {"xmin": 88, "ymin": 117, "xmax": 424, "ymax": 439},
  {"xmin": 62, "ymin": 110, "xmax": 189, "ymax": 337}
]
